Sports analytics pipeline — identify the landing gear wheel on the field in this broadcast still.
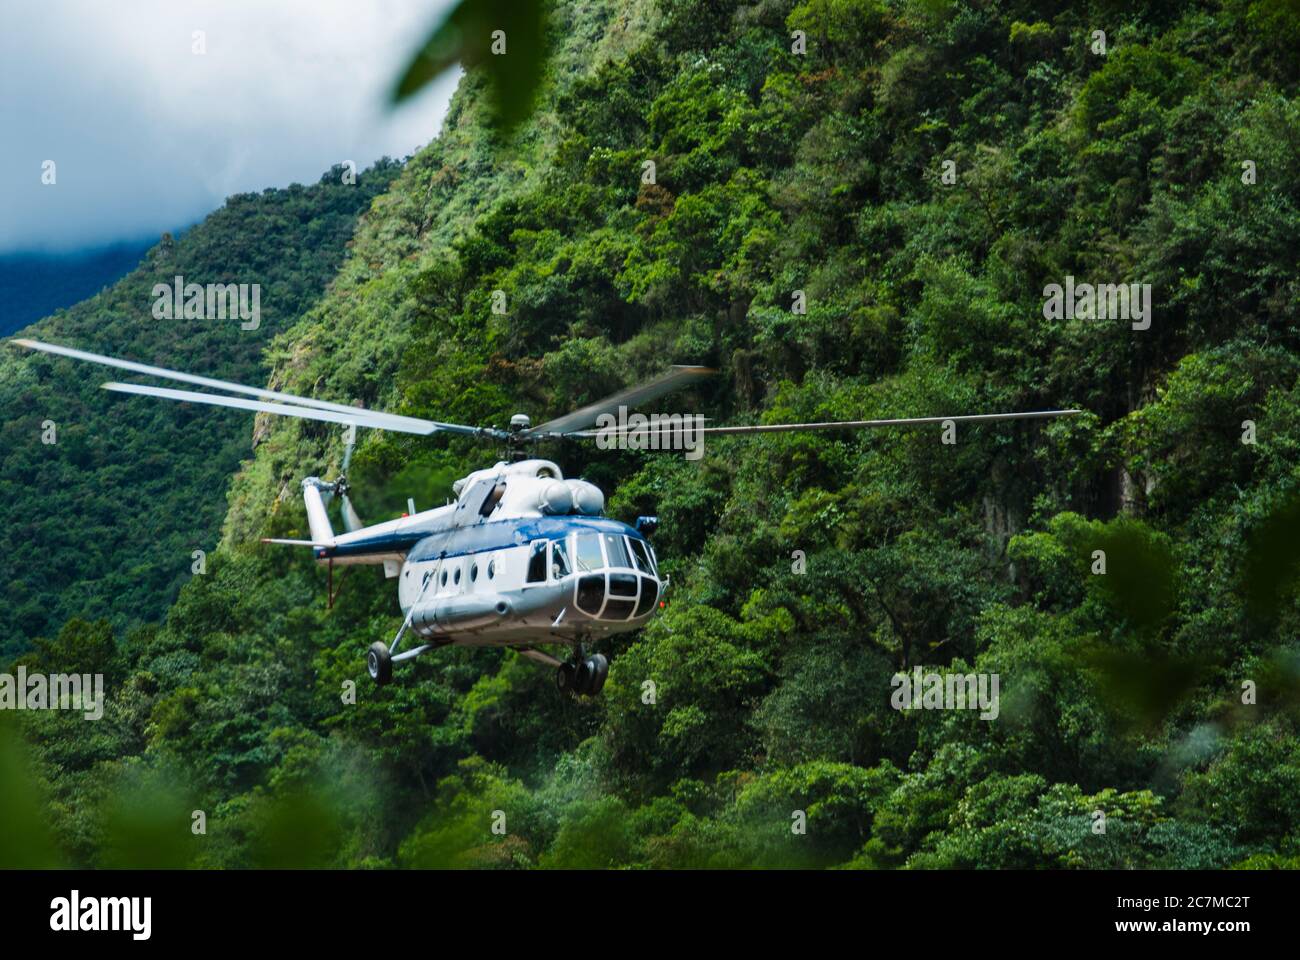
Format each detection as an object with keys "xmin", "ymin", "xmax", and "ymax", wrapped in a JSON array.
[
  {"xmin": 587, "ymin": 654, "xmax": 609, "ymax": 695},
  {"xmin": 367, "ymin": 641, "xmax": 392, "ymax": 686},
  {"xmin": 573, "ymin": 658, "xmax": 594, "ymax": 695},
  {"xmin": 557, "ymin": 655, "xmax": 609, "ymax": 697}
]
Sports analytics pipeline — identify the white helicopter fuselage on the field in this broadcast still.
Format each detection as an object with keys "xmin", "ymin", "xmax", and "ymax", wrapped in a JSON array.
[{"xmin": 304, "ymin": 459, "xmax": 664, "ymax": 652}]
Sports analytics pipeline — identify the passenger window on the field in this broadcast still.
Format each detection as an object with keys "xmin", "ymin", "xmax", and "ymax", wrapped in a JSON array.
[
  {"xmin": 575, "ymin": 534, "xmax": 604, "ymax": 572},
  {"xmin": 526, "ymin": 540, "xmax": 548, "ymax": 583},
  {"xmin": 603, "ymin": 534, "xmax": 631, "ymax": 569},
  {"xmin": 551, "ymin": 539, "xmax": 572, "ymax": 579}
]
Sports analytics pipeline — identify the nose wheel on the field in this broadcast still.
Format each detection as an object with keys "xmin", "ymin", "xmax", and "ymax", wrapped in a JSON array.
[{"xmin": 557, "ymin": 652, "xmax": 608, "ymax": 696}]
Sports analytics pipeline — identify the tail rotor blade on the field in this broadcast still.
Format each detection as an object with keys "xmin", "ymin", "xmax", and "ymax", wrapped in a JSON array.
[
  {"xmin": 341, "ymin": 423, "xmax": 357, "ymax": 474},
  {"xmin": 337, "ymin": 424, "xmax": 361, "ymax": 530},
  {"xmin": 340, "ymin": 493, "xmax": 364, "ymax": 533}
]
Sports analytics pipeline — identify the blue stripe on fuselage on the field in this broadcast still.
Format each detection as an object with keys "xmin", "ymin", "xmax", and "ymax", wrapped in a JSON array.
[
  {"xmin": 319, "ymin": 514, "xmax": 642, "ymax": 563},
  {"xmin": 312, "ymin": 521, "xmax": 439, "ymax": 560}
]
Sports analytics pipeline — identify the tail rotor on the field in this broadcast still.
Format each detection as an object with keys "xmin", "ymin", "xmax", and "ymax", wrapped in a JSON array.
[{"xmin": 332, "ymin": 424, "xmax": 364, "ymax": 533}]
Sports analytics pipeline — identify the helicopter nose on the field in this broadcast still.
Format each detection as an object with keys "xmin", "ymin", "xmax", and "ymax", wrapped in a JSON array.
[{"xmin": 576, "ymin": 571, "xmax": 660, "ymax": 621}]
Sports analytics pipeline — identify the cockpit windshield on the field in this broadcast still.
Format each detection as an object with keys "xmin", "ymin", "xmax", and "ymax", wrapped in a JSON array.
[
  {"xmin": 603, "ymin": 533, "xmax": 631, "ymax": 569},
  {"xmin": 570, "ymin": 531, "xmax": 657, "ymax": 576},
  {"xmin": 575, "ymin": 533, "xmax": 604, "ymax": 572}
]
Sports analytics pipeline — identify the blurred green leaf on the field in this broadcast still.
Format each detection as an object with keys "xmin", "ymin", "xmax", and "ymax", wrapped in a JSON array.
[
  {"xmin": 393, "ymin": 0, "xmax": 549, "ymax": 132},
  {"xmin": 98, "ymin": 766, "xmax": 197, "ymax": 869},
  {"xmin": 1083, "ymin": 519, "xmax": 1178, "ymax": 635},
  {"xmin": 0, "ymin": 718, "xmax": 61, "ymax": 868},
  {"xmin": 1244, "ymin": 493, "xmax": 1300, "ymax": 625}
]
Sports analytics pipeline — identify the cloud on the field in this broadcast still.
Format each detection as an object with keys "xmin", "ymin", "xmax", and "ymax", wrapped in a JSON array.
[{"xmin": 0, "ymin": 0, "xmax": 461, "ymax": 253}]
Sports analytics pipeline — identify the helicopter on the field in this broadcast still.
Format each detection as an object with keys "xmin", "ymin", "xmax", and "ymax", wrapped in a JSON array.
[{"xmin": 11, "ymin": 337, "xmax": 1080, "ymax": 696}]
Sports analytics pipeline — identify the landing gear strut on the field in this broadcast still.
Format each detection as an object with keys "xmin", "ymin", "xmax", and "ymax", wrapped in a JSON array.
[{"xmin": 556, "ymin": 648, "xmax": 608, "ymax": 697}]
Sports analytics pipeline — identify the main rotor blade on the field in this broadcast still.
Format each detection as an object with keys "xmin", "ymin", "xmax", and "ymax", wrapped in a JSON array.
[
  {"xmin": 693, "ymin": 408, "xmax": 1083, "ymax": 435},
  {"xmin": 562, "ymin": 409, "xmax": 1082, "ymax": 439},
  {"xmin": 14, "ymin": 338, "xmax": 371, "ymax": 418},
  {"xmin": 524, "ymin": 365, "xmax": 716, "ymax": 437},
  {"xmin": 13, "ymin": 338, "xmax": 502, "ymax": 438},
  {"xmin": 102, "ymin": 382, "xmax": 438, "ymax": 434}
]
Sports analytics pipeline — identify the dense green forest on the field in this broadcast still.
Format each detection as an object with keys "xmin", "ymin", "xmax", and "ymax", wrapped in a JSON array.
[
  {"xmin": 0, "ymin": 162, "xmax": 399, "ymax": 657},
  {"xmin": 3, "ymin": 0, "xmax": 1300, "ymax": 869}
]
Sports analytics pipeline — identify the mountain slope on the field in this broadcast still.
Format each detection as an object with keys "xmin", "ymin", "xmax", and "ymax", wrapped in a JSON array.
[
  {"xmin": 0, "ymin": 162, "xmax": 400, "ymax": 655},
  {"xmin": 0, "ymin": 241, "xmax": 156, "ymax": 337}
]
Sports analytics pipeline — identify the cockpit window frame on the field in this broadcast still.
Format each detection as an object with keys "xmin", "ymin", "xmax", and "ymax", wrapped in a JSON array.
[
  {"xmin": 551, "ymin": 538, "xmax": 572, "ymax": 580},
  {"xmin": 628, "ymin": 537, "xmax": 653, "ymax": 575},
  {"xmin": 524, "ymin": 538, "xmax": 549, "ymax": 584}
]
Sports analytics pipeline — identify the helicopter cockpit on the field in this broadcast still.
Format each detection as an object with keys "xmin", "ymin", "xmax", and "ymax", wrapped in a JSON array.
[
  {"xmin": 574, "ymin": 531, "xmax": 661, "ymax": 622},
  {"xmin": 525, "ymin": 530, "xmax": 661, "ymax": 622}
]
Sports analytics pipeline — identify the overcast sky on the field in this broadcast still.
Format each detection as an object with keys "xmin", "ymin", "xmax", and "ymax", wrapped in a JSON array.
[{"xmin": 0, "ymin": 0, "xmax": 461, "ymax": 254}]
